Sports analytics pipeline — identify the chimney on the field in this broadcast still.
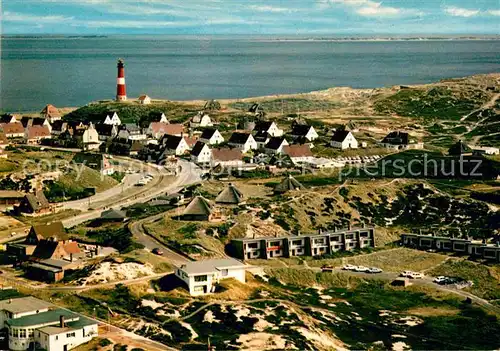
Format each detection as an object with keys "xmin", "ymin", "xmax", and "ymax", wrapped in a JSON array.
[
  {"xmin": 348, "ymin": 222, "xmax": 351, "ymax": 230},
  {"xmin": 70, "ymin": 253, "xmax": 73, "ymax": 262},
  {"xmin": 60, "ymin": 315, "xmax": 65, "ymax": 328},
  {"xmin": 116, "ymin": 59, "xmax": 127, "ymax": 102}
]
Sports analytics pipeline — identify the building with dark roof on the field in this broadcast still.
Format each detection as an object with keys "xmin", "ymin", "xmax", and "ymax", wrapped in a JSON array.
[
  {"xmin": 72, "ymin": 152, "xmax": 114, "ymax": 175},
  {"xmin": 330, "ymin": 130, "xmax": 358, "ymax": 150},
  {"xmin": 181, "ymin": 196, "xmax": 223, "ymax": 222},
  {"xmin": 190, "ymin": 141, "xmax": 212, "ymax": 164},
  {"xmin": 448, "ymin": 140, "xmax": 473, "ymax": 156},
  {"xmin": 15, "ymin": 191, "xmax": 53, "ymax": 217},
  {"xmin": 274, "ymin": 175, "xmax": 305, "ymax": 194},
  {"xmin": 290, "ymin": 124, "xmax": 318, "ymax": 141},
  {"xmin": 199, "ymin": 128, "xmax": 224, "ymax": 145},
  {"xmin": 253, "ymin": 121, "xmax": 283, "ymax": 137},
  {"xmin": 228, "ymin": 132, "xmax": 257, "ymax": 153},
  {"xmin": 264, "ymin": 136, "xmax": 289, "ymax": 154}
]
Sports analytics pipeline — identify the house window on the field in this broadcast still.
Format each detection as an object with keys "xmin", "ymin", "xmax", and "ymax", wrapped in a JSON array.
[
  {"xmin": 292, "ymin": 240, "xmax": 302, "ymax": 246},
  {"xmin": 19, "ymin": 329, "xmax": 26, "ymax": 338},
  {"xmin": 331, "ymin": 236, "xmax": 340, "ymax": 242},
  {"xmin": 346, "ymin": 234, "xmax": 354, "ymax": 240},
  {"xmin": 66, "ymin": 332, "xmax": 76, "ymax": 338},
  {"xmin": 248, "ymin": 243, "xmax": 258, "ymax": 249},
  {"xmin": 28, "ymin": 329, "xmax": 34, "ymax": 337},
  {"xmin": 195, "ymin": 275, "xmax": 208, "ymax": 282},
  {"xmin": 221, "ymin": 269, "xmax": 228, "ymax": 277}
]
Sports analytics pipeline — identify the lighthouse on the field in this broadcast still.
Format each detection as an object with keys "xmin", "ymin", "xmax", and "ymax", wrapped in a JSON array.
[{"xmin": 116, "ymin": 58, "xmax": 127, "ymax": 101}]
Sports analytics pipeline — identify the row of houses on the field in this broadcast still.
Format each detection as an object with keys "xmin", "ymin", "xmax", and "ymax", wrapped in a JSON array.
[
  {"xmin": 0, "ymin": 295, "xmax": 98, "ymax": 350},
  {"xmin": 231, "ymin": 226, "xmax": 375, "ymax": 260},
  {"xmin": 401, "ymin": 233, "xmax": 500, "ymax": 262}
]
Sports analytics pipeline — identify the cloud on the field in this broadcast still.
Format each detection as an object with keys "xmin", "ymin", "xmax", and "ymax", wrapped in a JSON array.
[
  {"xmin": 3, "ymin": 11, "xmax": 74, "ymax": 23},
  {"xmin": 247, "ymin": 5, "xmax": 297, "ymax": 13},
  {"xmin": 444, "ymin": 6, "xmax": 479, "ymax": 17},
  {"xmin": 318, "ymin": 0, "xmax": 421, "ymax": 17},
  {"xmin": 487, "ymin": 10, "xmax": 500, "ymax": 16}
]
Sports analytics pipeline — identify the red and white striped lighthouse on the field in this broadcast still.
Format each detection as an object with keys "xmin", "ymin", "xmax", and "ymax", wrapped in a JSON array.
[{"xmin": 116, "ymin": 58, "xmax": 127, "ymax": 101}]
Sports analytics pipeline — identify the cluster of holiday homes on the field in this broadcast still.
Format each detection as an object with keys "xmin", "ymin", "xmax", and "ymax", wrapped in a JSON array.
[
  {"xmin": 401, "ymin": 233, "xmax": 500, "ymax": 262},
  {"xmin": 7, "ymin": 222, "xmax": 102, "ymax": 282},
  {"xmin": 231, "ymin": 225, "xmax": 375, "ymax": 260},
  {"xmin": 0, "ymin": 295, "xmax": 98, "ymax": 351}
]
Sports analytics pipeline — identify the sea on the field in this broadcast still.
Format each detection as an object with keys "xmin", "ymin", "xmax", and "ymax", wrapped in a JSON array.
[{"xmin": 1, "ymin": 35, "xmax": 499, "ymax": 112}]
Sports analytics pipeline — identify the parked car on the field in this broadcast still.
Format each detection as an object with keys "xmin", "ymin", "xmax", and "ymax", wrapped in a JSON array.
[
  {"xmin": 400, "ymin": 271, "xmax": 414, "ymax": 278},
  {"xmin": 409, "ymin": 272, "xmax": 424, "ymax": 279},
  {"xmin": 342, "ymin": 264, "xmax": 358, "ymax": 271},
  {"xmin": 355, "ymin": 266, "xmax": 370, "ymax": 272},
  {"xmin": 321, "ymin": 265, "xmax": 334, "ymax": 272},
  {"xmin": 433, "ymin": 276, "xmax": 448, "ymax": 284},
  {"xmin": 368, "ymin": 267, "xmax": 382, "ymax": 274},
  {"xmin": 152, "ymin": 248, "xmax": 164, "ymax": 256}
]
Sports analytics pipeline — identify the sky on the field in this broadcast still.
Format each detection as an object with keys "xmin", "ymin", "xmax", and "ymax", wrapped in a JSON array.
[{"xmin": 2, "ymin": 0, "xmax": 500, "ymax": 35}]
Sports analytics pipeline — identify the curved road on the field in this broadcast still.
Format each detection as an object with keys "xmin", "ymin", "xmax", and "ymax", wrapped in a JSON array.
[{"xmin": 62, "ymin": 159, "xmax": 202, "ymax": 228}]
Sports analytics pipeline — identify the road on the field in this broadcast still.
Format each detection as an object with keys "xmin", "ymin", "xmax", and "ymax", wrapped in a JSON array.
[
  {"xmin": 61, "ymin": 158, "xmax": 202, "ymax": 228},
  {"xmin": 129, "ymin": 213, "xmax": 191, "ymax": 265}
]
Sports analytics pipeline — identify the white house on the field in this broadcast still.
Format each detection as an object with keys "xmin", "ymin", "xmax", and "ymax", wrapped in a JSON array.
[
  {"xmin": 81, "ymin": 123, "xmax": 101, "ymax": 151},
  {"xmin": 190, "ymin": 112, "xmax": 213, "ymax": 128},
  {"xmin": 150, "ymin": 112, "xmax": 169, "ymax": 124},
  {"xmin": 191, "ymin": 141, "xmax": 212, "ymax": 164},
  {"xmin": 291, "ymin": 124, "xmax": 318, "ymax": 141},
  {"xmin": 264, "ymin": 137, "xmax": 289, "ymax": 154},
  {"xmin": 138, "ymin": 94, "xmax": 151, "ymax": 105},
  {"xmin": 0, "ymin": 296, "xmax": 98, "ymax": 351},
  {"xmin": 103, "ymin": 112, "xmax": 121, "ymax": 126},
  {"xmin": 253, "ymin": 121, "xmax": 283, "ymax": 137},
  {"xmin": 175, "ymin": 258, "xmax": 247, "ymax": 296},
  {"xmin": 160, "ymin": 134, "xmax": 190, "ymax": 156},
  {"xmin": 228, "ymin": 132, "xmax": 257, "ymax": 153},
  {"xmin": 199, "ymin": 128, "xmax": 224, "ymax": 145},
  {"xmin": 282, "ymin": 144, "xmax": 314, "ymax": 165},
  {"xmin": 212, "ymin": 148, "xmax": 244, "ymax": 168},
  {"xmin": 331, "ymin": 130, "xmax": 358, "ymax": 150}
]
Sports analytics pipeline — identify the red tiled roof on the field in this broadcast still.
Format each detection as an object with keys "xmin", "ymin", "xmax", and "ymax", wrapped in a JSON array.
[
  {"xmin": 183, "ymin": 136, "xmax": 198, "ymax": 148},
  {"xmin": 283, "ymin": 144, "xmax": 313, "ymax": 158},
  {"xmin": 63, "ymin": 241, "xmax": 81, "ymax": 255},
  {"xmin": 138, "ymin": 95, "xmax": 149, "ymax": 101},
  {"xmin": 41, "ymin": 104, "xmax": 61, "ymax": 118},
  {"xmin": 212, "ymin": 148, "xmax": 242, "ymax": 162},
  {"xmin": 26, "ymin": 125, "xmax": 50, "ymax": 139},
  {"xmin": 1, "ymin": 123, "xmax": 24, "ymax": 134},
  {"xmin": 150, "ymin": 122, "xmax": 183, "ymax": 135}
]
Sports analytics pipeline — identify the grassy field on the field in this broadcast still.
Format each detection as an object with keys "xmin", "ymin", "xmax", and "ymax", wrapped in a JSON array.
[
  {"xmin": 229, "ymin": 98, "xmax": 341, "ymax": 113},
  {"xmin": 307, "ymin": 248, "xmax": 447, "ymax": 271},
  {"xmin": 429, "ymin": 260, "xmax": 500, "ymax": 300},
  {"xmin": 44, "ymin": 166, "xmax": 118, "ymax": 202},
  {"xmin": 0, "ymin": 147, "xmax": 74, "ymax": 175}
]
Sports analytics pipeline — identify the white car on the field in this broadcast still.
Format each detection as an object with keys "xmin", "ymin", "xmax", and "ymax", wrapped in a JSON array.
[
  {"xmin": 342, "ymin": 264, "xmax": 358, "ymax": 271},
  {"xmin": 400, "ymin": 271, "xmax": 414, "ymax": 278},
  {"xmin": 355, "ymin": 266, "xmax": 370, "ymax": 272},
  {"xmin": 433, "ymin": 276, "xmax": 448, "ymax": 284},
  {"xmin": 409, "ymin": 272, "xmax": 424, "ymax": 279},
  {"xmin": 368, "ymin": 267, "xmax": 382, "ymax": 274}
]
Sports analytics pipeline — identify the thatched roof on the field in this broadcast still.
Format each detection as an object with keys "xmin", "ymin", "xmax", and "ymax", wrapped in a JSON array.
[
  {"xmin": 215, "ymin": 183, "xmax": 244, "ymax": 204},
  {"xmin": 274, "ymin": 175, "xmax": 304, "ymax": 194},
  {"xmin": 183, "ymin": 196, "xmax": 212, "ymax": 216}
]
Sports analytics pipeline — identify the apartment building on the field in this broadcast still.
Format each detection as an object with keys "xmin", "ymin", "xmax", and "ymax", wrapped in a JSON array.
[
  {"xmin": 401, "ymin": 233, "xmax": 500, "ymax": 262},
  {"xmin": 231, "ymin": 226, "xmax": 375, "ymax": 260}
]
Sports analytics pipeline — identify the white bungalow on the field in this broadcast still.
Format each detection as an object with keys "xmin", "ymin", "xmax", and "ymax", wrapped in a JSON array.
[
  {"xmin": 175, "ymin": 258, "xmax": 247, "ymax": 296},
  {"xmin": 82, "ymin": 123, "xmax": 101, "ymax": 151},
  {"xmin": 264, "ymin": 137, "xmax": 289, "ymax": 154},
  {"xmin": 253, "ymin": 121, "xmax": 283, "ymax": 137}
]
